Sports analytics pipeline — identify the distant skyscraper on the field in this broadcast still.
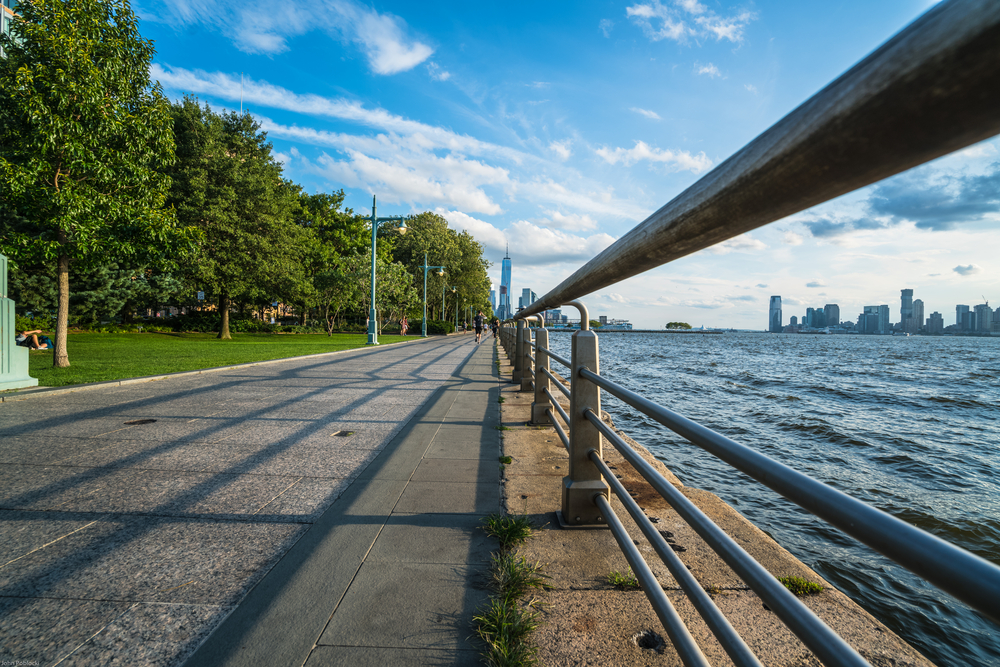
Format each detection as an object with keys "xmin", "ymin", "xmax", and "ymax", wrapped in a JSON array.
[
  {"xmin": 900, "ymin": 289, "xmax": 913, "ymax": 323},
  {"xmin": 974, "ymin": 303, "xmax": 992, "ymax": 333},
  {"xmin": 956, "ymin": 305, "xmax": 969, "ymax": 328},
  {"xmin": 910, "ymin": 299, "xmax": 924, "ymax": 334},
  {"xmin": 927, "ymin": 312, "xmax": 944, "ymax": 334},
  {"xmin": 498, "ymin": 247, "xmax": 512, "ymax": 320},
  {"xmin": 805, "ymin": 307, "xmax": 814, "ymax": 327},
  {"xmin": 489, "ymin": 289, "xmax": 496, "ymax": 313},
  {"xmin": 824, "ymin": 304, "xmax": 840, "ymax": 327},
  {"xmin": 878, "ymin": 305, "xmax": 890, "ymax": 333},
  {"xmin": 790, "ymin": 315, "xmax": 798, "ymax": 326},
  {"xmin": 768, "ymin": 296, "xmax": 782, "ymax": 333},
  {"xmin": 520, "ymin": 288, "xmax": 536, "ymax": 311}
]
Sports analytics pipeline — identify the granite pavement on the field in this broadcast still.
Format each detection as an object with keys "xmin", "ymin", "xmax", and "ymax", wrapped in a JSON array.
[{"xmin": 0, "ymin": 334, "xmax": 502, "ymax": 666}]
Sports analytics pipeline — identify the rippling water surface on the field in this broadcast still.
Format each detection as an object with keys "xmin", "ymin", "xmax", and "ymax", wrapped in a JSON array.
[{"xmin": 545, "ymin": 331, "xmax": 1000, "ymax": 666}]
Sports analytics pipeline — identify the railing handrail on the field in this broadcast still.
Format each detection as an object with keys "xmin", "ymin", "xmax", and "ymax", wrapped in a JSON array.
[
  {"xmin": 579, "ymin": 366, "xmax": 1000, "ymax": 623},
  {"xmin": 518, "ymin": 0, "xmax": 1000, "ymax": 317}
]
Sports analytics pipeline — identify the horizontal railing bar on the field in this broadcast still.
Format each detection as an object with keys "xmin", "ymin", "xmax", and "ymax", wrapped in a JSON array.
[
  {"xmin": 519, "ymin": 0, "xmax": 1000, "ymax": 317},
  {"xmin": 584, "ymin": 409, "xmax": 870, "ymax": 667},
  {"xmin": 541, "ymin": 368, "xmax": 570, "ymax": 399},
  {"xmin": 581, "ymin": 368, "xmax": 1000, "ymax": 623},
  {"xmin": 590, "ymin": 451, "xmax": 764, "ymax": 667},
  {"xmin": 537, "ymin": 346, "xmax": 571, "ymax": 369},
  {"xmin": 547, "ymin": 408, "xmax": 569, "ymax": 449},
  {"xmin": 545, "ymin": 387, "xmax": 570, "ymax": 426},
  {"xmin": 593, "ymin": 493, "xmax": 711, "ymax": 667}
]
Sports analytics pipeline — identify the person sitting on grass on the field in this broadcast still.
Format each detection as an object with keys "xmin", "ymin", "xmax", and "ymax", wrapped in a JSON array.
[{"xmin": 15, "ymin": 329, "xmax": 53, "ymax": 350}]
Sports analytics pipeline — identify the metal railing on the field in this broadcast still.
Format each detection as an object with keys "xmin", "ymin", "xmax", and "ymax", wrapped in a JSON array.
[{"xmin": 494, "ymin": 2, "xmax": 1000, "ymax": 665}]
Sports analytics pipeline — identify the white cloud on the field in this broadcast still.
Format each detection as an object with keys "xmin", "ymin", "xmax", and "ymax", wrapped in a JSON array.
[
  {"xmin": 600, "ymin": 18, "xmax": 615, "ymax": 37},
  {"xmin": 694, "ymin": 62, "xmax": 721, "ymax": 78},
  {"xmin": 427, "ymin": 62, "xmax": 451, "ymax": 81},
  {"xmin": 527, "ymin": 81, "xmax": 551, "ymax": 89},
  {"xmin": 437, "ymin": 209, "xmax": 508, "ymax": 250},
  {"xmin": 539, "ymin": 210, "xmax": 599, "ymax": 232},
  {"xmin": 604, "ymin": 293, "xmax": 630, "ymax": 304},
  {"xmin": 146, "ymin": 0, "xmax": 432, "ymax": 73},
  {"xmin": 783, "ymin": 231, "xmax": 804, "ymax": 245},
  {"xmin": 595, "ymin": 140, "xmax": 712, "ymax": 173},
  {"xmin": 507, "ymin": 220, "xmax": 617, "ymax": 265},
  {"xmin": 707, "ymin": 233, "xmax": 767, "ymax": 254},
  {"xmin": 806, "ymin": 280, "xmax": 826, "ymax": 288},
  {"xmin": 953, "ymin": 264, "xmax": 981, "ymax": 276},
  {"xmin": 549, "ymin": 140, "xmax": 572, "ymax": 160},
  {"xmin": 626, "ymin": 0, "xmax": 755, "ymax": 44},
  {"xmin": 630, "ymin": 107, "xmax": 662, "ymax": 120},
  {"xmin": 744, "ymin": 83, "xmax": 758, "ymax": 94}
]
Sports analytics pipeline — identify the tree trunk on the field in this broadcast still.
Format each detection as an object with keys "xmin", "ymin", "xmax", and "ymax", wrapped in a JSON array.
[
  {"xmin": 54, "ymin": 245, "xmax": 71, "ymax": 367},
  {"xmin": 300, "ymin": 305, "xmax": 307, "ymax": 327},
  {"xmin": 218, "ymin": 290, "xmax": 231, "ymax": 339}
]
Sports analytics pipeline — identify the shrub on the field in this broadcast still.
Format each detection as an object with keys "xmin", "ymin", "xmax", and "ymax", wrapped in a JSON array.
[{"xmin": 423, "ymin": 319, "xmax": 455, "ymax": 335}]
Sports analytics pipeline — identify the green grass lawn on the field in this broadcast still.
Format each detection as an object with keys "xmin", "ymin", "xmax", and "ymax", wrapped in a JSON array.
[{"xmin": 24, "ymin": 332, "xmax": 413, "ymax": 387}]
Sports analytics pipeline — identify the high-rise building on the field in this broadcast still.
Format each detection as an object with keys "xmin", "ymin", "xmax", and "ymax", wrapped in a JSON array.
[
  {"xmin": 974, "ymin": 303, "xmax": 993, "ymax": 333},
  {"xmin": 498, "ymin": 247, "xmax": 512, "ymax": 320},
  {"xmin": 956, "ymin": 305, "xmax": 970, "ymax": 328},
  {"xmin": 789, "ymin": 315, "xmax": 798, "ymax": 326},
  {"xmin": 992, "ymin": 308, "xmax": 1000, "ymax": 334},
  {"xmin": 489, "ymin": 289, "xmax": 496, "ymax": 313},
  {"xmin": 861, "ymin": 305, "xmax": 890, "ymax": 334},
  {"xmin": 768, "ymin": 296, "xmax": 782, "ymax": 333},
  {"xmin": 1, "ymin": 0, "xmax": 16, "ymax": 59},
  {"xmin": 805, "ymin": 307, "xmax": 814, "ymax": 327},
  {"xmin": 824, "ymin": 304, "xmax": 840, "ymax": 327},
  {"xmin": 927, "ymin": 312, "xmax": 944, "ymax": 334},
  {"xmin": 909, "ymin": 299, "xmax": 924, "ymax": 334},
  {"xmin": 521, "ymin": 288, "xmax": 536, "ymax": 310},
  {"xmin": 900, "ymin": 289, "xmax": 913, "ymax": 323},
  {"xmin": 878, "ymin": 305, "xmax": 890, "ymax": 333}
]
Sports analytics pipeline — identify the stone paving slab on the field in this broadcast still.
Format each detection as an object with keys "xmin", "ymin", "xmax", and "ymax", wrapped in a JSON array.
[
  {"xmin": 185, "ymin": 338, "xmax": 500, "ymax": 667},
  {"xmin": 0, "ymin": 335, "xmax": 486, "ymax": 667}
]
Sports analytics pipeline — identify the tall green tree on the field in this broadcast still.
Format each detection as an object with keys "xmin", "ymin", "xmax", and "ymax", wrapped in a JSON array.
[
  {"xmin": 166, "ymin": 98, "xmax": 307, "ymax": 339},
  {"xmin": 0, "ymin": 0, "xmax": 190, "ymax": 366},
  {"xmin": 391, "ymin": 212, "xmax": 491, "ymax": 321}
]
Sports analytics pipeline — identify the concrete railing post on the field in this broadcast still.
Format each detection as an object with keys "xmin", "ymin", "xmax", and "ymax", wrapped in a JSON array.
[
  {"xmin": 512, "ymin": 319, "xmax": 525, "ymax": 384},
  {"xmin": 531, "ymin": 326, "xmax": 550, "ymax": 424},
  {"xmin": 562, "ymin": 310, "xmax": 608, "ymax": 527},
  {"xmin": 519, "ymin": 324, "xmax": 533, "ymax": 392}
]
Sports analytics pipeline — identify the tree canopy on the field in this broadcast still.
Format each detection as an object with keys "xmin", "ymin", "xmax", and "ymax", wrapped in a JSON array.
[{"xmin": 0, "ymin": 0, "xmax": 192, "ymax": 365}]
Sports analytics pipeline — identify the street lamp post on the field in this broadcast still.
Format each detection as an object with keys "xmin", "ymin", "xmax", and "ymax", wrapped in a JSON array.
[
  {"xmin": 420, "ymin": 252, "xmax": 445, "ymax": 338},
  {"xmin": 367, "ymin": 195, "xmax": 407, "ymax": 346}
]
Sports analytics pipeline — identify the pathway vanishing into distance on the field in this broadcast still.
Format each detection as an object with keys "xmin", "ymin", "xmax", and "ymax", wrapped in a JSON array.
[{"xmin": 0, "ymin": 335, "xmax": 500, "ymax": 666}]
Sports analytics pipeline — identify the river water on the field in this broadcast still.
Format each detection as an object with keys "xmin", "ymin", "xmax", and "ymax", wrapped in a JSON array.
[{"xmin": 545, "ymin": 331, "xmax": 1000, "ymax": 666}]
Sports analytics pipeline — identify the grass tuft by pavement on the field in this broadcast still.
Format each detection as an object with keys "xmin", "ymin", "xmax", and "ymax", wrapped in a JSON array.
[{"xmin": 24, "ymin": 332, "xmax": 409, "ymax": 387}]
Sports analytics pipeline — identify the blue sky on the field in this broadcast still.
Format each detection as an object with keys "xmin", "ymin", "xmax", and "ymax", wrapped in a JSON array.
[{"xmin": 136, "ymin": 0, "xmax": 998, "ymax": 329}]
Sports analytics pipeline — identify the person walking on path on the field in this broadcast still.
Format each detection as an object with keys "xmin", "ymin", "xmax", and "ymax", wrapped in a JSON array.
[
  {"xmin": 400, "ymin": 316, "xmax": 408, "ymax": 336},
  {"xmin": 474, "ymin": 310, "xmax": 485, "ymax": 344},
  {"xmin": 491, "ymin": 317, "xmax": 499, "ymax": 339}
]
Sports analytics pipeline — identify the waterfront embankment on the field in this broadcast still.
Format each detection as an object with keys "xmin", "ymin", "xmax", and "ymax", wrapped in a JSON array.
[{"xmin": 495, "ymin": 341, "xmax": 933, "ymax": 665}]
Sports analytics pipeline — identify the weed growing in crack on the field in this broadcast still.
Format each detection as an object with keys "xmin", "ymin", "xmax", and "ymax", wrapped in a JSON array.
[{"xmin": 608, "ymin": 567, "xmax": 641, "ymax": 590}]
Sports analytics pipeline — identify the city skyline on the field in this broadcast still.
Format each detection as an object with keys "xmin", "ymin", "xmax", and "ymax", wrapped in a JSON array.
[{"xmin": 137, "ymin": 0, "xmax": 998, "ymax": 329}]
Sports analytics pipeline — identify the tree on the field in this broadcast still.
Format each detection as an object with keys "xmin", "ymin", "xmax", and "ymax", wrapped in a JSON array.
[
  {"xmin": 0, "ymin": 0, "xmax": 191, "ymax": 366},
  {"xmin": 667, "ymin": 321, "xmax": 692, "ymax": 329},
  {"xmin": 342, "ymin": 253, "xmax": 418, "ymax": 335},
  {"xmin": 391, "ymin": 212, "xmax": 491, "ymax": 322},
  {"xmin": 295, "ymin": 190, "xmax": 367, "ymax": 326},
  {"xmin": 165, "ymin": 98, "xmax": 307, "ymax": 339}
]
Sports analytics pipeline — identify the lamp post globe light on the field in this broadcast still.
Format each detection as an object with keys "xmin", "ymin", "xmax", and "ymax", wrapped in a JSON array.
[
  {"xmin": 420, "ymin": 251, "xmax": 445, "ymax": 338},
  {"xmin": 367, "ymin": 195, "xmax": 407, "ymax": 346}
]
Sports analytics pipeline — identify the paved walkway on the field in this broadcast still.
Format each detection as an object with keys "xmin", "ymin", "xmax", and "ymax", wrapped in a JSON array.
[{"xmin": 0, "ymin": 336, "xmax": 500, "ymax": 666}]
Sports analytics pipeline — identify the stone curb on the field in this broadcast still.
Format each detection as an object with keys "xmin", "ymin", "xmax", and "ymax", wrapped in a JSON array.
[{"xmin": 0, "ymin": 336, "xmax": 431, "ymax": 402}]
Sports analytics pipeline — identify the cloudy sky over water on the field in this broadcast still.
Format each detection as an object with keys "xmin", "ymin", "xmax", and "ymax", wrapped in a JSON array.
[{"xmin": 137, "ymin": 0, "xmax": 997, "ymax": 329}]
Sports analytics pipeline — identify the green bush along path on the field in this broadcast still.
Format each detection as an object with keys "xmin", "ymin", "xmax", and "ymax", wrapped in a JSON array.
[{"xmin": 23, "ymin": 333, "xmax": 408, "ymax": 388}]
